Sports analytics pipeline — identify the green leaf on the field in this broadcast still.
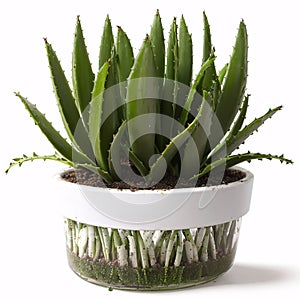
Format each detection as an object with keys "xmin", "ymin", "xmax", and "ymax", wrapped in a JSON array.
[
  {"xmin": 88, "ymin": 61, "xmax": 110, "ymax": 170},
  {"xmin": 204, "ymin": 94, "xmax": 248, "ymax": 163},
  {"xmin": 179, "ymin": 53, "xmax": 216, "ymax": 126},
  {"xmin": 99, "ymin": 15, "xmax": 114, "ymax": 69},
  {"xmin": 150, "ymin": 9, "xmax": 165, "ymax": 78},
  {"xmin": 45, "ymin": 39, "xmax": 80, "ymax": 136},
  {"xmin": 45, "ymin": 39, "xmax": 93, "ymax": 157},
  {"xmin": 174, "ymin": 16, "xmax": 193, "ymax": 121},
  {"xmin": 230, "ymin": 94, "xmax": 249, "ymax": 136},
  {"xmin": 106, "ymin": 46, "xmax": 119, "ymax": 88},
  {"xmin": 116, "ymin": 26, "xmax": 134, "ymax": 83},
  {"xmin": 181, "ymin": 93, "xmax": 214, "ymax": 178},
  {"xmin": 201, "ymin": 12, "xmax": 218, "ymax": 95},
  {"xmin": 218, "ymin": 63, "xmax": 228, "ymax": 86},
  {"xmin": 126, "ymin": 35, "xmax": 159, "ymax": 168},
  {"xmin": 150, "ymin": 10, "xmax": 165, "ymax": 152},
  {"xmin": 72, "ymin": 16, "xmax": 95, "ymax": 117},
  {"xmin": 226, "ymin": 106, "xmax": 282, "ymax": 155},
  {"xmin": 116, "ymin": 26, "xmax": 134, "ymax": 119},
  {"xmin": 15, "ymin": 93, "xmax": 92, "ymax": 165},
  {"xmin": 149, "ymin": 97, "xmax": 209, "ymax": 181},
  {"xmin": 178, "ymin": 15, "xmax": 192, "ymax": 86},
  {"xmin": 107, "ymin": 120, "xmax": 127, "ymax": 180},
  {"xmin": 158, "ymin": 18, "xmax": 178, "ymax": 152},
  {"xmin": 165, "ymin": 18, "xmax": 178, "ymax": 82},
  {"xmin": 129, "ymin": 150, "xmax": 149, "ymax": 177},
  {"xmin": 102, "ymin": 49, "xmax": 123, "ymax": 164},
  {"xmin": 215, "ymin": 21, "xmax": 248, "ymax": 132},
  {"xmin": 195, "ymin": 152, "xmax": 293, "ymax": 179},
  {"xmin": 163, "ymin": 18, "xmax": 178, "ymax": 119},
  {"xmin": 5, "ymin": 152, "xmax": 73, "ymax": 174},
  {"xmin": 108, "ymin": 120, "xmax": 148, "ymax": 179},
  {"xmin": 208, "ymin": 104, "xmax": 281, "ymax": 162}
]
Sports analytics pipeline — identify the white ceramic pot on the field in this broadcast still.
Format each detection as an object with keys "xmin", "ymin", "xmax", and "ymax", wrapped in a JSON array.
[{"xmin": 55, "ymin": 167, "xmax": 253, "ymax": 290}]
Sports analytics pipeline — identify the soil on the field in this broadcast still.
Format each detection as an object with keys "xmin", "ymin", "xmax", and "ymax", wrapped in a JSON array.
[{"xmin": 61, "ymin": 167, "xmax": 245, "ymax": 191}]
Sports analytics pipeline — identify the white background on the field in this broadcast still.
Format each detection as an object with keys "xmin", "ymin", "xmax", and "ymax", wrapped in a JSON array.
[{"xmin": 0, "ymin": 0, "xmax": 299, "ymax": 299}]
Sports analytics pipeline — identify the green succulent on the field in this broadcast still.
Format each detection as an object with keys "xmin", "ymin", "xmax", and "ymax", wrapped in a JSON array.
[{"xmin": 6, "ymin": 11, "xmax": 292, "ymax": 185}]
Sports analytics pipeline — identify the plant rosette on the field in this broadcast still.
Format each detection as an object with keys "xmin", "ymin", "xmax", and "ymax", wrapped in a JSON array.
[
  {"xmin": 54, "ymin": 167, "xmax": 253, "ymax": 290},
  {"xmin": 7, "ymin": 10, "xmax": 292, "ymax": 291}
]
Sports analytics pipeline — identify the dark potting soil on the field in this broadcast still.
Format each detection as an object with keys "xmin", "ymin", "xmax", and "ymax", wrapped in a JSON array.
[{"xmin": 61, "ymin": 167, "xmax": 246, "ymax": 191}]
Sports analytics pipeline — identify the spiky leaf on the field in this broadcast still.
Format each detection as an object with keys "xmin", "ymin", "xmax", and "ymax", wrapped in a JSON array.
[
  {"xmin": 226, "ymin": 106, "xmax": 282, "ymax": 155},
  {"xmin": 218, "ymin": 63, "xmax": 228, "ymax": 85},
  {"xmin": 45, "ymin": 39, "xmax": 93, "ymax": 156},
  {"xmin": 99, "ymin": 15, "xmax": 114, "ymax": 69},
  {"xmin": 181, "ymin": 93, "xmax": 214, "ymax": 178},
  {"xmin": 116, "ymin": 26, "xmax": 134, "ymax": 83},
  {"xmin": 178, "ymin": 15, "xmax": 192, "ymax": 86},
  {"xmin": 126, "ymin": 36, "xmax": 158, "ymax": 168},
  {"xmin": 230, "ymin": 94, "xmax": 249, "ymax": 136},
  {"xmin": 201, "ymin": 12, "xmax": 218, "ymax": 94},
  {"xmin": 72, "ymin": 16, "xmax": 95, "ymax": 117},
  {"xmin": 5, "ymin": 152, "xmax": 73, "ymax": 174},
  {"xmin": 89, "ymin": 61, "xmax": 110, "ymax": 170},
  {"xmin": 45, "ymin": 40, "xmax": 80, "ymax": 136},
  {"xmin": 15, "ymin": 93, "xmax": 92, "ymax": 165},
  {"xmin": 215, "ymin": 21, "xmax": 248, "ymax": 132},
  {"xmin": 163, "ymin": 18, "xmax": 178, "ymax": 119},
  {"xmin": 150, "ymin": 10, "xmax": 165, "ymax": 78},
  {"xmin": 149, "ymin": 96, "xmax": 211, "ymax": 181},
  {"xmin": 195, "ymin": 152, "xmax": 293, "ymax": 179},
  {"xmin": 179, "ymin": 53, "xmax": 216, "ymax": 126}
]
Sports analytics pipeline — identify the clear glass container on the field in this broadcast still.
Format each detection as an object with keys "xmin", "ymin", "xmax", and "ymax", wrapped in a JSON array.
[{"xmin": 64, "ymin": 218, "xmax": 241, "ymax": 290}]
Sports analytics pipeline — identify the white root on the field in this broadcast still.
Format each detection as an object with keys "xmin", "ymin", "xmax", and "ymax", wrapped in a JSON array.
[
  {"xmin": 174, "ymin": 232, "xmax": 183, "ymax": 267},
  {"xmin": 87, "ymin": 226, "xmax": 95, "ymax": 258},
  {"xmin": 117, "ymin": 244, "xmax": 128, "ymax": 267},
  {"xmin": 137, "ymin": 232, "xmax": 149, "ymax": 269},
  {"xmin": 148, "ymin": 244, "xmax": 157, "ymax": 267},
  {"xmin": 142, "ymin": 230, "xmax": 155, "ymax": 248},
  {"xmin": 165, "ymin": 231, "xmax": 177, "ymax": 267},
  {"xmin": 201, "ymin": 231, "xmax": 210, "ymax": 262},
  {"xmin": 184, "ymin": 241, "xmax": 194, "ymax": 264},
  {"xmin": 118, "ymin": 229, "xmax": 127, "ymax": 246},
  {"xmin": 72, "ymin": 222, "xmax": 78, "ymax": 255},
  {"xmin": 195, "ymin": 228, "xmax": 206, "ymax": 251},
  {"xmin": 94, "ymin": 234, "xmax": 101, "ymax": 259},
  {"xmin": 64, "ymin": 219, "xmax": 73, "ymax": 251},
  {"xmin": 209, "ymin": 227, "xmax": 217, "ymax": 260},
  {"xmin": 78, "ymin": 227, "xmax": 88, "ymax": 258},
  {"xmin": 160, "ymin": 240, "xmax": 167, "ymax": 265},
  {"xmin": 141, "ymin": 230, "xmax": 156, "ymax": 266},
  {"xmin": 97, "ymin": 227, "xmax": 110, "ymax": 261},
  {"xmin": 128, "ymin": 235, "xmax": 138, "ymax": 268},
  {"xmin": 193, "ymin": 244, "xmax": 199, "ymax": 262}
]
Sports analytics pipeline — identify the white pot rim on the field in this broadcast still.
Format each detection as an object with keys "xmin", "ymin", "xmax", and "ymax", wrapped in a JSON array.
[{"xmin": 54, "ymin": 166, "xmax": 254, "ymax": 230}]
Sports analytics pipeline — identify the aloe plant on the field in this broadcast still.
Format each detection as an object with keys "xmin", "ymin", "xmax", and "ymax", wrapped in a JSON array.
[{"xmin": 6, "ymin": 11, "xmax": 292, "ymax": 184}]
